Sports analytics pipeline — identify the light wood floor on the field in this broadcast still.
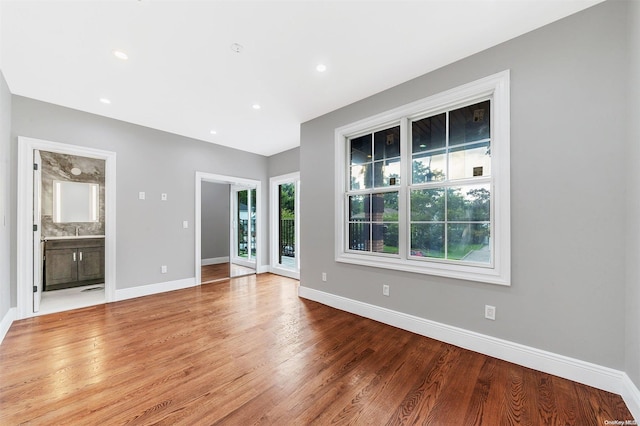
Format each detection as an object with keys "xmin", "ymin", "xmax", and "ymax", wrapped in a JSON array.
[{"xmin": 0, "ymin": 274, "xmax": 633, "ymax": 424}]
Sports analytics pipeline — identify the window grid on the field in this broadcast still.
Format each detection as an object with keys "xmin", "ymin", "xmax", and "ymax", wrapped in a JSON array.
[
  {"xmin": 347, "ymin": 125, "xmax": 401, "ymax": 256},
  {"xmin": 336, "ymin": 70, "xmax": 510, "ymax": 285},
  {"xmin": 408, "ymin": 100, "xmax": 493, "ymax": 266}
]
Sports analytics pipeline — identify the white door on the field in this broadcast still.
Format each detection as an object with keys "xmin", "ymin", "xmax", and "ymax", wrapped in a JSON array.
[{"xmin": 33, "ymin": 150, "xmax": 43, "ymax": 312}]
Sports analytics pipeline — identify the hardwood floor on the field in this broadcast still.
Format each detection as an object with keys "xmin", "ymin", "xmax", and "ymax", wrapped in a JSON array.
[
  {"xmin": 201, "ymin": 263, "xmax": 255, "ymax": 284},
  {"xmin": 0, "ymin": 274, "xmax": 633, "ymax": 425},
  {"xmin": 201, "ymin": 263, "xmax": 229, "ymax": 283}
]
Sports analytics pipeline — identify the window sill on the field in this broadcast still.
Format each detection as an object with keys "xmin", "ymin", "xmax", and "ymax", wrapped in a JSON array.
[{"xmin": 336, "ymin": 252, "xmax": 510, "ymax": 286}]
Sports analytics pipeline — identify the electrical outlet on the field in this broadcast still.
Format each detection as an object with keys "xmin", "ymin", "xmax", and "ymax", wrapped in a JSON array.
[
  {"xmin": 161, "ymin": 265, "xmax": 167, "ymax": 274},
  {"xmin": 321, "ymin": 272, "xmax": 327, "ymax": 282},
  {"xmin": 485, "ymin": 305, "xmax": 496, "ymax": 320},
  {"xmin": 382, "ymin": 284, "xmax": 390, "ymax": 296},
  {"xmin": 161, "ymin": 193, "xmax": 167, "ymax": 201}
]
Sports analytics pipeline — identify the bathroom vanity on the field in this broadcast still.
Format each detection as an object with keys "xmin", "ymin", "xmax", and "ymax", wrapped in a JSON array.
[{"xmin": 43, "ymin": 236, "xmax": 105, "ymax": 291}]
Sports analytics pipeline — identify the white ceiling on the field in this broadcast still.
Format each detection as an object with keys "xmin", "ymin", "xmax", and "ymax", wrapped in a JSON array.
[{"xmin": 0, "ymin": 0, "xmax": 603, "ymax": 156}]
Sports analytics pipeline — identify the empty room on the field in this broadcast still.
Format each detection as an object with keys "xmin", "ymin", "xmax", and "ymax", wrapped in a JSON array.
[{"xmin": 0, "ymin": 0, "xmax": 639, "ymax": 424}]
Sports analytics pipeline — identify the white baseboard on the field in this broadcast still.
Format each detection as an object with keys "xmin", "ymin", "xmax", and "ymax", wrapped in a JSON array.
[
  {"xmin": 116, "ymin": 277, "xmax": 197, "ymax": 301},
  {"xmin": 0, "ymin": 307, "xmax": 17, "ymax": 346},
  {"xmin": 202, "ymin": 257, "xmax": 229, "ymax": 266},
  {"xmin": 268, "ymin": 266, "xmax": 300, "ymax": 280},
  {"xmin": 622, "ymin": 373, "xmax": 640, "ymax": 421},
  {"xmin": 298, "ymin": 286, "xmax": 640, "ymax": 420}
]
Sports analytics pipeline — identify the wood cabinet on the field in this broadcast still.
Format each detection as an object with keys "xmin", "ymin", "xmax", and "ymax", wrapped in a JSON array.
[{"xmin": 44, "ymin": 238, "xmax": 105, "ymax": 290}]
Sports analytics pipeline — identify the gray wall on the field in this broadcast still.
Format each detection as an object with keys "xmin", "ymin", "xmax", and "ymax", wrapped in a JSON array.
[
  {"xmin": 300, "ymin": 0, "xmax": 630, "ymax": 372},
  {"xmin": 268, "ymin": 147, "xmax": 300, "ymax": 178},
  {"xmin": 626, "ymin": 0, "xmax": 640, "ymax": 389},
  {"xmin": 0, "ymin": 70, "xmax": 11, "ymax": 316},
  {"xmin": 201, "ymin": 181, "xmax": 230, "ymax": 260},
  {"xmin": 11, "ymin": 96, "xmax": 269, "ymax": 291}
]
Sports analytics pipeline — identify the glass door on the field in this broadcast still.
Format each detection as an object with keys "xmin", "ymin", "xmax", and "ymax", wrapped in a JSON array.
[
  {"xmin": 232, "ymin": 186, "xmax": 257, "ymax": 276},
  {"xmin": 270, "ymin": 173, "xmax": 300, "ymax": 279}
]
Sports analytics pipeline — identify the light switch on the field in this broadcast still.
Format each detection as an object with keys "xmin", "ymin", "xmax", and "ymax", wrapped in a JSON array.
[
  {"xmin": 138, "ymin": 192, "xmax": 145, "ymax": 200},
  {"xmin": 183, "ymin": 221, "xmax": 189, "ymax": 229}
]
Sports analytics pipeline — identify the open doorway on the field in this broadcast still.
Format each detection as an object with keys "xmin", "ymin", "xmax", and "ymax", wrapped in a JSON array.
[
  {"xmin": 195, "ymin": 172, "xmax": 262, "ymax": 286},
  {"xmin": 200, "ymin": 181, "xmax": 231, "ymax": 283},
  {"xmin": 17, "ymin": 136, "xmax": 116, "ymax": 319}
]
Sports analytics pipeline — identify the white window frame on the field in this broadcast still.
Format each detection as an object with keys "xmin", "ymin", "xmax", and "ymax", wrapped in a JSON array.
[{"xmin": 334, "ymin": 70, "xmax": 510, "ymax": 286}]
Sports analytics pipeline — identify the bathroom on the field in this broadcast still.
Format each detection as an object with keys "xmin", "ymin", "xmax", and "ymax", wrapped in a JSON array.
[{"xmin": 36, "ymin": 150, "xmax": 106, "ymax": 314}]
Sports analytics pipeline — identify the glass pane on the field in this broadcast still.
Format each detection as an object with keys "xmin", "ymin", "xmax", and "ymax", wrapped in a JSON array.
[
  {"xmin": 447, "ymin": 223, "xmax": 491, "ymax": 263},
  {"xmin": 447, "ymin": 184, "xmax": 491, "ymax": 222},
  {"xmin": 448, "ymin": 141, "xmax": 491, "ymax": 180},
  {"xmin": 349, "ymin": 195, "xmax": 369, "ymax": 221},
  {"xmin": 412, "ymin": 113, "xmax": 446, "ymax": 153},
  {"xmin": 376, "ymin": 223, "xmax": 398, "ymax": 254},
  {"xmin": 372, "ymin": 192, "xmax": 399, "ymax": 221},
  {"xmin": 374, "ymin": 158, "xmax": 401, "ymax": 187},
  {"xmin": 279, "ymin": 183, "xmax": 296, "ymax": 265},
  {"xmin": 412, "ymin": 151, "xmax": 446, "ymax": 183},
  {"xmin": 350, "ymin": 163, "xmax": 372, "ymax": 190},
  {"xmin": 350, "ymin": 134, "xmax": 372, "ymax": 165},
  {"xmin": 449, "ymin": 100, "xmax": 490, "ymax": 146},
  {"xmin": 374, "ymin": 126, "xmax": 401, "ymax": 160},
  {"xmin": 410, "ymin": 188, "xmax": 445, "ymax": 221},
  {"xmin": 349, "ymin": 222, "xmax": 369, "ymax": 251},
  {"xmin": 411, "ymin": 223, "xmax": 445, "ymax": 258},
  {"xmin": 250, "ymin": 189, "xmax": 257, "ymax": 259},
  {"xmin": 237, "ymin": 190, "xmax": 248, "ymax": 257}
]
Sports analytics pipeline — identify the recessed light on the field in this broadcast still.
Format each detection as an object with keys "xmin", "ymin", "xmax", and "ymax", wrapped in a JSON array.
[
  {"xmin": 210, "ymin": 130, "xmax": 217, "ymax": 135},
  {"xmin": 252, "ymin": 104, "xmax": 261, "ymax": 110},
  {"xmin": 112, "ymin": 50, "xmax": 128, "ymax": 60},
  {"xmin": 100, "ymin": 98, "xmax": 111, "ymax": 104},
  {"xmin": 316, "ymin": 63, "xmax": 327, "ymax": 72}
]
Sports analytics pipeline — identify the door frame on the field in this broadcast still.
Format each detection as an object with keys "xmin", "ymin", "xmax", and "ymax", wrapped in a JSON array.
[
  {"xmin": 269, "ymin": 172, "xmax": 300, "ymax": 279},
  {"xmin": 17, "ymin": 136, "xmax": 116, "ymax": 319},
  {"xmin": 195, "ymin": 172, "xmax": 262, "ymax": 285}
]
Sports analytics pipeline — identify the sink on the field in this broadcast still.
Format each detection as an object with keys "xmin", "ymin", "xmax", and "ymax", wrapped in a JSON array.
[{"xmin": 43, "ymin": 235, "xmax": 105, "ymax": 241}]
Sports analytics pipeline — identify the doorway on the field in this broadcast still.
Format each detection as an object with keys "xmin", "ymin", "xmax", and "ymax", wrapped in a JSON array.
[
  {"xmin": 195, "ymin": 172, "xmax": 262, "ymax": 285},
  {"xmin": 17, "ymin": 137, "xmax": 116, "ymax": 319},
  {"xmin": 270, "ymin": 172, "xmax": 300, "ymax": 279}
]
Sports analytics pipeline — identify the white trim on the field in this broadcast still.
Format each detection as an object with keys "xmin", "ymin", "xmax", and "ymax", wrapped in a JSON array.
[
  {"xmin": 269, "ymin": 265, "xmax": 300, "ymax": 280},
  {"xmin": 334, "ymin": 70, "xmax": 510, "ymax": 286},
  {"xmin": 621, "ymin": 373, "xmax": 640, "ymax": 421},
  {"xmin": 115, "ymin": 277, "xmax": 196, "ymax": 301},
  {"xmin": 0, "ymin": 307, "xmax": 16, "ymax": 345},
  {"xmin": 298, "ymin": 286, "xmax": 638, "ymax": 405},
  {"xmin": 195, "ymin": 172, "xmax": 262, "ymax": 285},
  {"xmin": 256, "ymin": 265, "xmax": 270, "ymax": 274},
  {"xmin": 201, "ymin": 256, "xmax": 229, "ymax": 266},
  {"xmin": 17, "ymin": 137, "xmax": 116, "ymax": 319}
]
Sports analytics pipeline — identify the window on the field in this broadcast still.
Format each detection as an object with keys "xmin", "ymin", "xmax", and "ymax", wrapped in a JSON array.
[{"xmin": 335, "ymin": 71, "xmax": 510, "ymax": 285}]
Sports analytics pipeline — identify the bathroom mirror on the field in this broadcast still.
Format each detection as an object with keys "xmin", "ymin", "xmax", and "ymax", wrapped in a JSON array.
[{"xmin": 53, "ymin": 181, "xmax": 99, "ymax": 223}]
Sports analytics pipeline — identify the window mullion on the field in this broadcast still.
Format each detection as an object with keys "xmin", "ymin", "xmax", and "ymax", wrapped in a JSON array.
[
  {"xmin": 444, "ymin": 110, "xmax": 450, "ymax": 260},
  {"xmin": 399, "ymin": 117, "xmax": 409, "ymax": 260}
]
